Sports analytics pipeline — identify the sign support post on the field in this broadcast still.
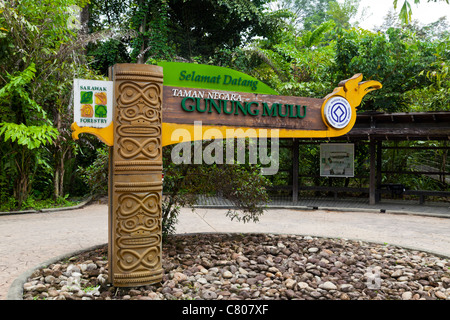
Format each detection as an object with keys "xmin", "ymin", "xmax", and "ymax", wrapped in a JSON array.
[{"xmin": 108, "ymin": 64, "xmax": 164, "ymax": 286}]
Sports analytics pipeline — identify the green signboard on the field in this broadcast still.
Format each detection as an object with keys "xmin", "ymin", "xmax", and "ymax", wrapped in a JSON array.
[{"xmin": 157, "ymin": 61, "xmax": 278, "ymax": 95}]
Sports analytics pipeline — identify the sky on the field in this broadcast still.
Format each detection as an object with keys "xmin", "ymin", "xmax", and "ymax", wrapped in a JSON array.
[{"xmin": 354, "ymin": 0, "xmax": 450, "ymax": 30}]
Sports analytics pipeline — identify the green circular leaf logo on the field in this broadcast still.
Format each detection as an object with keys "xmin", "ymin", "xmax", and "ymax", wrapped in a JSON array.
[{"xmin": 95, "ymin": 105, "xmax": 107, "ymax": 118}]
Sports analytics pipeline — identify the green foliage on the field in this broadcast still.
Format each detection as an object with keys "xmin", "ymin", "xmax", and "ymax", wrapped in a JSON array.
[
  {"xmin": 380, "ymin": 140, "xmax": 449, "ymax": 194},
  {"xmin": 129, "ymin": 0, "xmax": 174, "ymax": 63},
  {"xmin": 244, "ymin": 11, "xmax": 449, "ymax": 113},
  {"xmin": 161, "ymin": 141, "xmax": 272, "ymax": 238},
  {"xmin": 0, "ymin": 197, "xmax": 17, "ymax": 212},
  {"xmin": 0, "ymin": 193, "xmax": 78, "ymax": 212},
  {"xmin": 326, "ymin": 0, "xmax": 360, "ymax": 29},
  {"xmin": 0, "ymin": 63, "xmax": 47, "ymax": 121},
  {"xmin": 273, "ymin": 0, "xmax": 360, "ymax": 31},
  {"xmin": 299, "ymin": 20, "xmax": 336, "ymax": 48},
  {"xmin": 20, "ymin": 194, "xmax": 74, "ymax": 211},
  {"xmin": 0, "ymin": 124, "xmax": 58, "ymax": 149},
  {"xmin": 0, "ymin": 0, "xmax": 108, "ymax": 208},
  {"xmin": 77, "ymin": 147, "xmax": 109, "ymax": 196},
  {"xmin": 392, "ymin": 0, "xmax": 450, "ymax": 24},
  {"xmin": 88, "ymin": 39, "xmax": 131, "ymax": 75},
  {"xmin": 333, "ymin": 27, "xmax": 445, "ymax": 112},
  {"xmin": 166, "ymin": 0, "xmax": 276, "ymax": 61},
  {"xmin": 0, "ymin": 60, "xmax": 59, "ymax": 208},
  {"xmin": 86, "ymin": 0, "xmax": 287, "ymax": 66},
  {"xmin": 0, "ymin": 63, "xmax": 58, "ymax": 148},
  {"xmin": 245, "ymin": 20, "xmax": 337, "ymax": 97},
  {"xmin": 394, "ymin": 0, "xmax": 415, "ymax": 24},
  {"xmin": 405, "ymin": 34, "xmax": 450, "ymax": 111}
]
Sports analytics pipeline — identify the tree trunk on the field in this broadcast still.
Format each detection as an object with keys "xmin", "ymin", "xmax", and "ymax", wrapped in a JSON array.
[
  {"xmin": 79, "ymin": 4, "xmax": 90, "ymax": 36},
  {"xmin": 14, "ymin": 153, "xmax": 29, "ymax": 210},
  {"xmin": 53, "ymin": 109, "xmax": 63, "ymax": 200},
  {"xmin": 137, "ymin": 10, "xmax": 147, "ymax": 64},
  {"xmin": 54, "ymin": 167, "xmax": 61, "ymax": 199}
]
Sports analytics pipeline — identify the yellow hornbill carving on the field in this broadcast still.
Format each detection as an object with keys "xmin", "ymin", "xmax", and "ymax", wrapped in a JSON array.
[
  {"xmin": 321, "ymin": 74, "xmax": 382, "ymax": 133},
  {"xmin": 324, "ymin": 73, "xmax": 382, "ymax": 109}
]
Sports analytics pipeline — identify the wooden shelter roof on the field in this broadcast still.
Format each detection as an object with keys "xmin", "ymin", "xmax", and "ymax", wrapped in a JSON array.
[{"xmin": 343, "ymin": 111, "xmax": 450, "ymax": 141}]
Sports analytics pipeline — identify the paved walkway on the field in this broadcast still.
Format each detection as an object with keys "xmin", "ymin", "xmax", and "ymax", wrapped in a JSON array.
[
  {"xmin": 196, "ymin": 195, "xmax": 450, "ymax": 218},
  {"xmin": 2, "ymin": 199, "xmax": 450, "ymax": 299}
]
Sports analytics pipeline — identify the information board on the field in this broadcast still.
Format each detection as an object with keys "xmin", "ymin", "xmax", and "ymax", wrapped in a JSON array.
[{"xmin": 320, "ymin": 143, "xmax": 354, "ymax": 177}]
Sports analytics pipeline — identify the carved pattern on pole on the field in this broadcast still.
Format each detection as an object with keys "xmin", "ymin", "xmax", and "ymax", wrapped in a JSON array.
[{"xmin": 109, "ymin": 64, "xmax": 163, "ymax": 286}]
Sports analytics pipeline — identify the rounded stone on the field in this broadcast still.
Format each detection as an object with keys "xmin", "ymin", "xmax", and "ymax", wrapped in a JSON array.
[
  {"xmin": 223, "ymin": 271, "xmax": 233, "ymax": 278},
  {"xmin": 319, "ymin": 281, "xmax": 337, "ymax": 290}
]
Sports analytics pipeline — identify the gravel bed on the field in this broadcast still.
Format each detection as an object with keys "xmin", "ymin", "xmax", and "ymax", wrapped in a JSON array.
[{"xmin": 22, "ymin": 233, "xmax": 450, "ymax": 300}]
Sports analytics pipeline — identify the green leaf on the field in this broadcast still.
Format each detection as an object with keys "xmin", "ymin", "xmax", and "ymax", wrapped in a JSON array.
[
  {"xmin": 399, "ymin": 1, "xmax": 413, "ymax": 24},
  {"xmin": 0, "ymin": 123, "xmax": 58, "ymax": 150}
]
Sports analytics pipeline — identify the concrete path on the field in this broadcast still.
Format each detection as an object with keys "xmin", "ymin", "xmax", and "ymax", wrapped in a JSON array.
[
  {"xmin": 2, "ymin": 203, "xmax": 450, "ymax": 300},
  {"xmin": 0, "ymin": 204, "xmax": 108, "ymax": 300}
]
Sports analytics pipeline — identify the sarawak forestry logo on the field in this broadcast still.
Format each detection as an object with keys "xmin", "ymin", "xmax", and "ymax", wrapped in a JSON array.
[
  {"xmin": 80, "ymin": 90, "xmax": 108, "ymax": 122},
  {"xmin": 73, "ymin": 79, "xmax": 113, "ymax": 129}
]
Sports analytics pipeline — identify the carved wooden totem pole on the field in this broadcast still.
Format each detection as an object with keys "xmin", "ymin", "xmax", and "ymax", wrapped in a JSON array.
[{"xmin": 108, "ymin": 64, "xmax": 164, "ymax": 286}]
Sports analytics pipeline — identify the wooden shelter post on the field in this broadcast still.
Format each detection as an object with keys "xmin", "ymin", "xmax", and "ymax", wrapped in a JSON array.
[
  {"xmin": 292, "ymin": 138, "xmax": 299, "ymax": 202},
  {"xmin": 369, "ymin": 139, "xmax": 377, "ymax": 205},
  {"xmin": 376, "ymin": 140, "xmax": 382, "ymax": 203}
]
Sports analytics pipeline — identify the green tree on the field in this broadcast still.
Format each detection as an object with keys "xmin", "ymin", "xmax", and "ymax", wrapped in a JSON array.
[
  {"xmin": 394, "ymin": 0, "xmax": 450, "ymax": 24},
  {"xmin": 166, "ymin": 0, "xmax": 276, "ymax": 61},
  {"xmin": 162, "ymin": 141, "xmax": 272, "ymax": 238},
  {"xmin": 0, "ymin": 62, "xmax": 58, "ymax": 208},
  {"xmin": 128, "ymin": 0, "xmax": 174, "ymax": 63},
  {"xmin": 333, "ymin": 27, "xmax": 445, "ymax": 112},
  {"xmin": 244, "ymin": 20, "xmax": 336, "ymax": 97},
  {"xmin": 326, "ymin": 0, "xmax": 360, "ymax": 29},
  {"xmin": 86, "ymin": 0, "xmax": 287, "ymax": 70},
  {"xmin": 271, "ymin": 0, "xmax": 334, "ymax": 30},
  {"xmin": 241, "ymin": 5, "xmax": 449, "ymax": 114},
  {"xmin": 0, "ymin": 0, "xmax": 104, "ymax": 208},
  {"xmin": 271, "ymin": 0, "xmax": 361, "ymax": 31},
  {"xmin": 404, "ymin": 30, "xmax": 450, "ymax": 111}
]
